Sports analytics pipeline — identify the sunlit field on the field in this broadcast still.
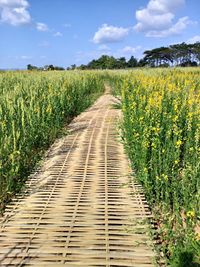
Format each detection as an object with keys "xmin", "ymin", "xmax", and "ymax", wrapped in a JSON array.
[
  {"xmin": 112, "ymin": 68, "xmax": 200, "ymax": 265},
  {"xmin": 0, "ymin": 71, "xmax": 105, "ymax": 208},
  {"xmin": 0, "ymin": 68, "xmax": 199, "ymax": 265}
]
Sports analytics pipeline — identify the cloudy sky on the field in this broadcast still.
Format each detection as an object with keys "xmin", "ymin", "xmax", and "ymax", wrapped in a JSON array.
[{"xmin": 0, "ymin": 0, "xmax": 199, "ymax": 69}]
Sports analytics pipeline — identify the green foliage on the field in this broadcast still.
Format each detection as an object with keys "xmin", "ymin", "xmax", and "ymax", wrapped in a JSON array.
[
  {"xmin": 75, "ymin": 42, "xmax": 200, "ymax": 69},
  {"xmin": 27, "ymin": 64, "xmax": 65, "ymax": 71},
  {"xmin": 0, "ymin": 70, "xmax": 105, "ymax": 210},
  {"xmin": 78, "ymin": 55, "xmax": 138, "ymax": 70},
  {"xmin": 143, "ymin": 42, "xmax": 200, "ymax": 67},
  {"xmin": 112, "ymin": 68, "xmax": 200, "ymax": 265}
]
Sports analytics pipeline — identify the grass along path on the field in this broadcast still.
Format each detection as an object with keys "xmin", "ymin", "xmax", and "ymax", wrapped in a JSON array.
[{"xmin": 0, "ymin": 90, "xmax": 156, "ymax": 266}]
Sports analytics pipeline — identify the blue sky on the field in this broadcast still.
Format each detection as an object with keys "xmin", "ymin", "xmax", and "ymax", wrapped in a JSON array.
[{"xmin": 0, "ymin": 0, "xmax": 199, "ymax": 69}]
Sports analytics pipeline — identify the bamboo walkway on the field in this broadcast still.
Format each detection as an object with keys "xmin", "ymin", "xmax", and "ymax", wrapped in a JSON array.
[{"xmin": 0, "ymin": 91, "xmax": 156, "ymax": 266}]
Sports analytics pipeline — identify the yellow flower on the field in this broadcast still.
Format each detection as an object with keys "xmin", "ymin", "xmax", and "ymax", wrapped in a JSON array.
[
  {"xmin": 176, "ymin": 140, "xmax": 182, "ymax": 147},
  {"xmin": 161, "ymin": 174, "xmax": 168, "ymax": 181},
  {"xmin": 173, "ymin": 115, "xmax": 178, "ymax": 122},
  {"xmin": 152, "ymin": 127, "xmax": 160, "ymax": 134},
  {"xmin": 151, "ymin": 142, "xmax": 156, "ymax": 147},
  {"xmin": 186, "ymin": 210, "xmax": 195, "ymax": 218},
  {"xmin": 188, "ymin": 112, "xmax": 193, "ymax": 118}
]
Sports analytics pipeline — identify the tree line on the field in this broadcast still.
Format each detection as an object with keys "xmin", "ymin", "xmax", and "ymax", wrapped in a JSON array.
[
  {"xmin": 77, "ymin": 42, "xmax": 200, "ymax": 69},
  {"xmin": 27, "ymin": 42, "xmax": 200, "ymax": 71},
  {"xmin": 27, "ymin": 64, "xmax": 65, "ymax": 71},
  {"xmin": 143, "ymin": 42, "xmax": 200, "ymax": 67}
]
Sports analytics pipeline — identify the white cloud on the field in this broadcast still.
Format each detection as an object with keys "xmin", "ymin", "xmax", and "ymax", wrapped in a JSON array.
[
  {"xmin": 0, "ymin": 0, "xmax": 29, "ymax": 7},
  {"xmin": 93, "ymin": 24, "xmax": 129, "ymax": 44},
  {"xmin": 36, "ymin": 22, "xmax": 48, "ymax": 32},
  {"xmin": 146, "ymin": 16, "xmax": 192, "ymax": 37},
  {"xmin": 147, "ymin": 0, "xmax": 185, "ymax": 14},
  {"xmin": 134, "ymin": 0, "xmax": 191, "ymax": 37},
  {"xmin": 187, "ymin": 35, "xmax": 200, "ymax": 44},
  {"xmin": 113, "ymin": 46, "xmax": 142, "ymax": 58},
  {"xmin": 135, "ymin": 10, "xmax": 174, "ymax": 32},
  {"xmin": 53, "ymin": 31, "xmax": 62, "ymax": 37},
  {"xmin": 0, "ymin": 0, "xmax": 31, "ymax": 26}
]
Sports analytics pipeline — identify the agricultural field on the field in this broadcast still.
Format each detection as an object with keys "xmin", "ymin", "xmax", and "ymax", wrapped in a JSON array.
[
  {"xmin": 0, "ymin": 71, "xmax": 105, "ymax": 209},
  {"xmin": 0, "ymin": 68, "xmax": 199, "ymax": 266},
  {"xmin": 1, "ymin": 0, "xmax": 200, "ymax": 266},
  {"xmin": 112, "ymin": 68, "xmax": 200, "ymax": 266}
]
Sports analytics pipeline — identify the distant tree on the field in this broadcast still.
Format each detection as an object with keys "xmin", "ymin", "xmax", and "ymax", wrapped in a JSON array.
[
  {"xmin": 137, "ymin": 58, "xmax": 148, "ymax": 67},
  {"xmin": 27, "ymin": 64, "xmax": 65, "ymax": 71},
  {"xmin": 54, "ymin": 66, "xmax": 65, "ymax": 70},
  {"xmin": 71, "ymin": 64, "xmax": 76, "ymax": 70},
  {"xmin": 27, "ymin": 64, "xmax": 32, "ymax": 70},
  {"xmin": 127, "ymin": 56, "xmax": 138, "ymax": 68},
  {"xmin": 74, "ymin": 41, "xmax": 200, "ymax": 70},
  {"xmin": 143, "ymin": 42, "xmax": 199, "ymax": 67},
  {"xmin": 117, "ymin": 57, "xmax": 127, "ymax": 69},
  {"xmin": 42, "ymin": 65, "xmax": 65, "ymax": 70},
  {"xmin": 27, "ymin": 64, "xmax": 38, "ymax": 70},
  {"xmin": 87, "ymin": 55, "xmax": 118, "ymax": 69},
  {"xmin": 48, "ymin": 64, "xmax": 54, "ymax": 70},
  {"xmin": 192, "ymin": 42, "xmax": 200, "ymax": 64},
  {"xmin": 78, "ymin": 64, "xmax": 87, "ymax": 70}
]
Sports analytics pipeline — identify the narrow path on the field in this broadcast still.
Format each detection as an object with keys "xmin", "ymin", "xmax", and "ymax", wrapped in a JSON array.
[{"xmin": 0, "ymin": 91, "xmax": 156, "ymax": 266}]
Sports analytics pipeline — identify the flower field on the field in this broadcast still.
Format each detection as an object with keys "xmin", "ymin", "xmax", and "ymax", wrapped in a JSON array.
[
  {"xmin": 0, "ymin": 68, "xmax": 199, "ymax": 266},
  {"xmin": 0, "ymin": 71, "xmax": 105, "ymax": 210},
  {"xmin": 114, "ymin": 68, "xmax": 200, "ymax": 266}
]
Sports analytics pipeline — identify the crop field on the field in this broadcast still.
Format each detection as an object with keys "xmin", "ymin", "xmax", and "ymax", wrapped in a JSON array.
[
  {"xmin": 0, "ymin": 71, "xmax": 105, "ymax": 208},
  {"xmin": 113, "ymin": 68, "xmax": 200, "ymax": 266},
  {"xmin": 0, "ymin": 68, "xmax": 199, "ymax": 266}
]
